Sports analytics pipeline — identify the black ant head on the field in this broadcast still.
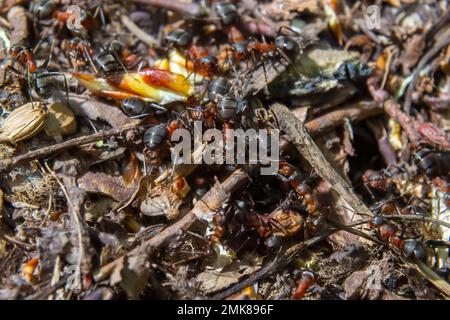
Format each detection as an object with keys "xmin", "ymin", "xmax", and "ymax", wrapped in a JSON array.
[
  {"xmin": 371, "ymin": 215, "xmax": 385, "ymax": 227},
  {"xmin": 106, "ymin": 40, "xmax": 124, "ymax": 54}
]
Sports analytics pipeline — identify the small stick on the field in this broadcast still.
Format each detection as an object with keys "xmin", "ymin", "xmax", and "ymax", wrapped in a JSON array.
[
  {"xmin": 270, "ymin": 103, "xmax": 373, "ymax": 218},
  {"xmin": 404, "ymin": 34, "xmax": 450, "ymax": 114},
  {"xmin": 326, "ymin": 218, "xmax": 384, "ymax": 245},
  {"xmin": 384, "ymin": 100, "xmax": 420, "ymax": 147},
  {"xmin": 407, "ymin": 258, "xmax": 450, "ymax": 298},
  {"xmin": 121, "ymin": 15, "xmax": 157, "ymax": 46},
  {"xmin": 0, "ymin": 123, "xmax": 144, "ymax": 171},
  {"xmin": 94, "ymin": 169, "xmax": 249, "ymax": 282},
  {"xmin": 381, "ymin": 214, "xmax": 450, "ymax": 229}
]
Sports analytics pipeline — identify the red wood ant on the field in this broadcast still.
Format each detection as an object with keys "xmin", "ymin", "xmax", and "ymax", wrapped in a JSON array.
[
  {"xmin": 9, "ymin": 42, "xmax": 38, "ymax": 74},
  {"xmin": 62, "ymin": 37, "xmax": 96, "ymax": 72},
  {"xmin": 369, "ymin": 214, "xmax": 428, "ymax": 260},
  {"xmin": 276, "ymin": 162, "xmax": 321, "ymax": 216},
  {"xmin": 414, "ymin": 147, "xmax": 450, "ymax": 178}
]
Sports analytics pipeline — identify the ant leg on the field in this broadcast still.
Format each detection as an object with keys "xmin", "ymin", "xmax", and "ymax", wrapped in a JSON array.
[
  {"xmin": 39, "ymin": 37, "xmax": 56, "ymax": 69},
  {"xmin": 62, "ymin": 73, "xmax": 70, "ymax": 107},
  {"xmin": 363, "ymin": 183, "xmax": 376, "ymax": 200},
  {"xmin": 83, "ymin": 46, "xmax": 98, "ymax": 74},
  {"xmin": 1, "ymin": 65, "xmax": 17, "ymax": 86},
  {"xmin": 198, "ymin": 79, "xmax": 210, "ymax": 101},
  {"xmin": 183, "ymin": 55, "xmax": 193, "ymax": 81},
  {"xmin": 26, "ymin": 64, "xmax": 35, "ymax": 106},
  {"xmin": 94, "ymin": 6, "xmax": 106, "ymax": 27},
  {"xmin": 251, "ymin": 49, "xmax": 267, "ymax": 83},
  {"xmin": 261, "ymin": 59, "xmax": 268, "ymax": 84},
  {"xmin": 114, "ymin": 51, "xmax": 129, "ymax": 75}
]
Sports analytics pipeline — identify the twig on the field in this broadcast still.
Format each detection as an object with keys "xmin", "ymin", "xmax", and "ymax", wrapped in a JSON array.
[
  {"xmin": 326, "ymin": 218, "xmax": 384, "ymax": 245},
  {"xmin": 270, "ymin": 103, "xmax": 373, "ymax": 218},
  {"xmin": 45, "ymin": 162, "xmax": 85, "ymax": 292},
  {"xmin": 304, "ymin": 101, "xmax": 383, "ymax": 137},
  {"xmin": 425, "ymin": 8, "xmax": 450, "ymax": 45},
  {"xmin": 381, "ymin": 214, "xmax": 450, "ymax": 229},
  {"xmin": 384, "ymin": 100, "xmax": 450, "ymax": 149},
  {"xmin": 24, "ymin": 277, "xmax": 69, "ymax": 300},
  {"xmin": 240, "ymin": 36, "xmax": 316, "ymax": 97},
  {"xmin": 94, "ymin": 169, "xmax": 249, "ymax": 282},
  {"xmin": 0, "ymin": 123, "xmax": 143, "ymax": 171},
  {"xmin": 121, "ymin": 15, "xmax": 157, "ymax": 46},
  {"xmin": 2, "ymin": 234, "xmax": 35, "ymax": 250},
  {"xmin": 404, "ymin": 34, "xmax": 450, "ymax": 114},
  {"xmin": 127, "ymin": 0, "xmax": 206, "ymax": 17}
]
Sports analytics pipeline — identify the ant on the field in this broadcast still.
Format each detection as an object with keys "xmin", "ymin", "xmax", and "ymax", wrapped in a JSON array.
[
  {"xmin": 31, "ymin": 0, "xmax": 105, "ymax": 33},
  {"xmin": 121, "ymin": 97, "xmax": 166, "ymax": 117},
  {"xmin": 229, "ymin": 27, "xmax": 303, "ymax": 82},
  {"xmin": 414, "ymin": 147, "xmax": 450, "ymax": 178},
  {"xmin": 62, "ymin": 37, "xmax": 96, "ymax": 72},
  {"xmin": 143, "ymin": 124, "xmax": 169, "ymax": 151},
  {"xmin": 368, "ymin": 214, "xmax": 427, "ymax": 260},
  {"xmin": 361, "ymin": 169, "xmax": 395, "ymax": 193},
  {"xmin": 187, "ymin": 45, "xmax": 218, "ymax": 78},
  {"xmin": 164, "ymin": 28, "xmax": 217, "ymax": 78},
  {"xmin": 214, "ymin": 2, "xmax": 239, "ymax": 26},
  {"xmin": 92, "ymin": 41, "xmax": 129, "ymax": 75},
  {"xmin": 276, "ymin": 162, "xmax": 320, "ymax": 216},
  {"xmin": 207, "ymin": 76, "xmax": 249, "ymax": 125},
  {"xmin": 275, "ymin": 162, "xmax": 324, "ymax": 231},
  {"xmin": 6, "ymin": 42, "xmax": 70, "ymax": 103}
]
